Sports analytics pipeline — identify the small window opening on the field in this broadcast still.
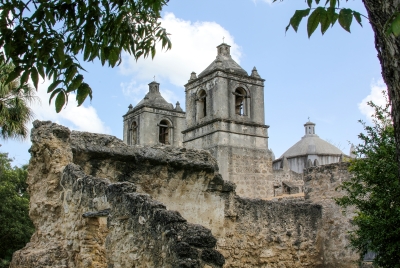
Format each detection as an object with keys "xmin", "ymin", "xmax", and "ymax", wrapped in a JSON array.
[
  {"xmin": 234, "ymin": 88, "xmax": 246, "ymax": 116},
  {"xmin": 307, "ymin": 159, "xmax": 313, "ymax": 168},
  {"xmin": 197, "ymin": 90, "xmax": 207, "ymax": 119},
  {"xmin": 130, "ymin": 122, "xmax": 137, "ymax": 145},
  {"xmin": 159, "ymin": 120, "xmax": 170, "ymax": 144}
]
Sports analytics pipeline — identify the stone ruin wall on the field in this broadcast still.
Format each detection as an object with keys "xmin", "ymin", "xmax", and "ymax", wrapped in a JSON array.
[
  {"xmin": 11, "ymin": 121, "xmax": 359, "ymax": 267},
  {"xmin": 304, "ymin": 162, "xmax": 359, "ymax": 267}
]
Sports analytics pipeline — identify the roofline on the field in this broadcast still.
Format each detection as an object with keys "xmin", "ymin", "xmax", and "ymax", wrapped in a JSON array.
[
  {"xmin": 123, "ymin": 104, "xmax": 186, "ymax": 118},
  {"xmin": 182, "ymin": 118, "xmax": 269, "ymax": 134},
  {"xmin": 272, "ymin": 153, "xmax": 347, "ymax": 164},
  {"xmin": 184, "ymin": 68, "xmax": 265, "ymax": 87}
]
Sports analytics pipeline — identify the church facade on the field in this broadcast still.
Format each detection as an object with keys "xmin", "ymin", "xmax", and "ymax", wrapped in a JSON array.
[{"xmin": 123, "ymin": 43, "xmax": 345, "ymax": 199}]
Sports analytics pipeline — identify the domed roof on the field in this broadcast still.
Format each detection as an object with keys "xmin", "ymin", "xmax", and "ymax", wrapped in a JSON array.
[
  {"xmin": 279, "ymin": 121, "xmax": 343, "ymax": 159},
  {"xmin": 198, "ymin": 43, "xmax": 248, "ymax": 78},
  {"xmin": 133, "ymin": 81, "xmax": 173, "ymax": 110}
]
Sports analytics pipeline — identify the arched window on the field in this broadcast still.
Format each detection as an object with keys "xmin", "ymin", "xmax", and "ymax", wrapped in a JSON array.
[
  {"xmin": 314, "ymin": 159, "xmax": 319, "ymax": 166},
  {"xmin": 234, "ymin": 88, "xmax": 247, "ymax": 116},
  {"xmin": 159, "ymin": 120, "xmax": 170, "ymax": 144},
  {"xmin": 130, "ymin": 121, "xmax": 137, "ymax": 145},
  {"xmin": 196, "ymin": 90, "xmax": 207, "ymax": 119},
  {"xmin": 307, "ymin": 159, "xmax": 313, "ymax": 168}
]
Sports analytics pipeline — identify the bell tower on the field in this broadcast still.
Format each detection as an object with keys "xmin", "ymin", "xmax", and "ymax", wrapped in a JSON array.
[{"xmin": 182, "ymin": 43, "xmax": 274, "ymax": 198}]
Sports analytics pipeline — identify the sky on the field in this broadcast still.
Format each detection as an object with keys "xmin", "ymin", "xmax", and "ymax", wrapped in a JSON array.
[{"xmin": 1, "ymin": 0, "xmax": 385, "ymax": 166}]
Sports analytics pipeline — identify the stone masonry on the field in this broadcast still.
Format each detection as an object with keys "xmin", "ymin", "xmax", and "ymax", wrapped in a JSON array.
[{"xmin": 11, "ymin": 121, "xmax": 359, "ymax": 267}]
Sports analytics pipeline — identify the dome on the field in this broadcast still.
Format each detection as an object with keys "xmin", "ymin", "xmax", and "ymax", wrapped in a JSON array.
[
  {"xmin": 197, "ymin": 43, "xmax": 248, "ymax": 78},
  {"xmin": 133, "ymin": 81, "xmax": 174, "ymax": 111},
  {"xmin": 279, "ymin": 121, "xmax": 343, "ymax": 159}
]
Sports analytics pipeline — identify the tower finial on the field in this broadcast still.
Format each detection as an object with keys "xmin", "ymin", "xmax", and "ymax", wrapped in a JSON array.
[
  {"xmin": 153, "ymin": 75, "xmax": 156, "ymax": 81},
  {"xmin": 222, "ymin": 36, "xmax": 225, "ymax": 43},
  {"xmin": 308, "ymin": 116, "xmax": 310, "ymax": 121}
]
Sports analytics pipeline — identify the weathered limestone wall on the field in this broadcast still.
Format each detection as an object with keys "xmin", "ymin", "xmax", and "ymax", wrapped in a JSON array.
[
  {"xmin": 12, "ymin": 121, "xmax": 359, "ymax": 268},
  {"xmin": 304, "ymin": 162, "xmax": 358, "ymax": 268},
  {"xmin": 11, "ymin": 121, "xmax": 224, "ymax": 268}
]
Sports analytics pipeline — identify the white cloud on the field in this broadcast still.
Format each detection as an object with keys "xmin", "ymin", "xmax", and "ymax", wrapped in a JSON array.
[
  {"xmin": 358, "ymin": 79, "xmax": 388, "ymax": 122},
  {"xmin": 119, "ymin": 12, "xmax": 242, "ymax": 88},
  {"xmin": 31, "ymin": 78, "xmax": 110, "ymax": 134}
]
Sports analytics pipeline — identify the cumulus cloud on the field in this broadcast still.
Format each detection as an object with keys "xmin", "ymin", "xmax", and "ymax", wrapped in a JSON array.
[
  {"xmin": 358, "ymin": 79, "xmax": 388, "ymax": 122},
  {"xmin": 119, "ymin": 12, "xmax": 242, "ymax": 88},
  {"xmin": 31, "ymin": 78, "xmax": 110, "ymax": 134}
]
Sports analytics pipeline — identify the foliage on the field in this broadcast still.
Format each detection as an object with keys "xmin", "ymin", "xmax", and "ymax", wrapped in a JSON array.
[
  {"xmin": 336, "ymin": 99, "xmax": 400, "ymax": 267},
  {"xmin": 0, "ymin": 153, "xmax": 34, "ymax": 266},
  {"xmin": 0, "ymin": 62, "xmax": 36, "ymax": 140},
  {"xmin": 0, "ymin": 0, "xmax": 171, "ymax": 112},
  {"xmin": 273, "ymin": 0, "xmax": 400, "ymax": 38}
]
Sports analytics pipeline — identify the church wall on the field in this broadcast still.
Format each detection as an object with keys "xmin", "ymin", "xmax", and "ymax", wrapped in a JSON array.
[
  {"xmin": 14, "ymin": 121, "xmax": 359, "ymax": 268},
  {"xmin": 274, "ymin": 155, "xmax": 343, "ymax": 174},
  {"xmin": 304, "ymin": 162, "xmax": 359, "ymax": 267},
  {"xmin": 124, "ymin": 107, "xmax": 185, "ymax": 147},
  {"xmin": 207, "ymin": 145, "xmax": 274, "ymax": 199}
]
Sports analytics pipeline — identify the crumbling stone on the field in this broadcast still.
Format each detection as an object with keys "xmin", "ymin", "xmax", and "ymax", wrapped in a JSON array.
[{"xmin": 11, "ymin": 121, "xmax": 359, "ymax": 267}]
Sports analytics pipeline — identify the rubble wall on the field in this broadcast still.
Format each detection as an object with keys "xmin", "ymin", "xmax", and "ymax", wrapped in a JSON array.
[
  {"xmin": 11, "ymin": 121, "xmax": 358, "ymax": 267},
  {"xmin": 304, "ymin": 162, "xmax": 359, "ymax": 268}
]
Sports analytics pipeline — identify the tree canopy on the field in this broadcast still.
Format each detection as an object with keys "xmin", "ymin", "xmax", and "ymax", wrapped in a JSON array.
[
  {"xmin": 275, "ymin": 0, "xmax": 400, "ymax": 38},
  {"xmin": 0, "ymin": 153, "xmax": 34, "ymax": 267},
  {"xmin": 0, "ymin": 62, "xmax": 36, "ymax": 140},
  {"xmin": 336, "ymin": 99, "xmax": 400, "ymax": 267},
  {"xmin": 0, "ymin": 0, "xmax": 171, "ymax": 112}
]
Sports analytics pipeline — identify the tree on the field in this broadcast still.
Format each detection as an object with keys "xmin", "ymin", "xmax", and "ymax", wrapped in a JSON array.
[
  {"xmin": 273, "ymin": 0, "xmax": 400, "ymax": 176},
  {"xmin": 0, "ymin": 153, "xmax": 34, "ymax": 267},
  {"xmin": 336, "ymin": 99, "xmax": 400, "ymax": 268},
  {"xmin": 0, "ymin": 0, "xmax": 171, "ymax": 112},
  {"xmin": 0, "ymin": 62, "xmax": 36, "ymax": 140}
]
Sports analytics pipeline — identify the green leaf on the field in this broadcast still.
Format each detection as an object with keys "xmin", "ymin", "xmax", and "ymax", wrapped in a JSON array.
[
  {"xmin": 330, "ymin": 0, "xmax": 336, "ymax": 9},
  {"xmin": 327, "ymin": 7, "xmax": 338, "ymax": 26},
  {"xmin": 76, "ymin": 83, "xmax": 91, "ymax": 106},
  {"xmin": 307, "ymin": 0, "xmax": 312, "ymax": 8},
  {"xmin": 288, "ymin": 9, "xmax": 311, "ymax": 32},
  {"xmin": 37, "ymin": 63, "xmax": 45, "ymax": 79},
  {"xmin": 307, "ymin": 8, "xmax": 323, "ymax": 38},
  {"xmin": 65, "ymin": 65, "xmax": 77, "ymax": 83},
  {"xmin": 353, "ymin": 11, "xmax": 363, "ymax": 27},
  {"xmin": 338, "ymin": 8, "xmax": 353, "ymax": 33},
  {"xmin": 67, "ymin": 74, "xmax": 84, "ymax": 92},
  {"xmin": 47, "ymin": 80, "xmax": 62, "ymax": 93},
  {"xmin": 319, "ymin": 9, "xmax": 330, "ymax": 35},
  {"xmin": 109, "ymin": 47, "xmax": 119, "ymax": 67},
  {"xmin": 55, "ymin": 91, "xmax": 66, "ymax": 113},
  {"xmin": 31, "ymin": 67, "xmax": 39, "ymax": 90},
  {"xmin": 83, "ymin": 40, "xmax": 92, "ymax": 61},
  {"xmin": 56, "ymin": 40, "xmax": 65, "ymax": 64},
  {"xmin": 391, "ymin": 14, "xmax": 400, "ymax": 36},
  {"xmin": 20, "ymin": 69, "xmax": 30, "ymax": 85},
  {"xmin": 49, "ymin": 88, "xmax": 61, "ymax": 104}
]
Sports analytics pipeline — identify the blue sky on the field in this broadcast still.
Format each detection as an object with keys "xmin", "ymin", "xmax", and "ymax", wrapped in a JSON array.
[{"xmin": 1, "ymin": 0, "xmax": 385, "ymax": 165}]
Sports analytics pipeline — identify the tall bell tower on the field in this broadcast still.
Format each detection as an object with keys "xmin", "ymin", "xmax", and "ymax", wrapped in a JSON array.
[{"xmin": 182, "ymin": 43, "xmax": 274, "ymax": 198}]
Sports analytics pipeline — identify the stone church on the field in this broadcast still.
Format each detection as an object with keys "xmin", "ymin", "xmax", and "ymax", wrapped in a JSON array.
[{"xmin": 123, "ymin": 43, "xmax": 346, "ymax": 200}]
